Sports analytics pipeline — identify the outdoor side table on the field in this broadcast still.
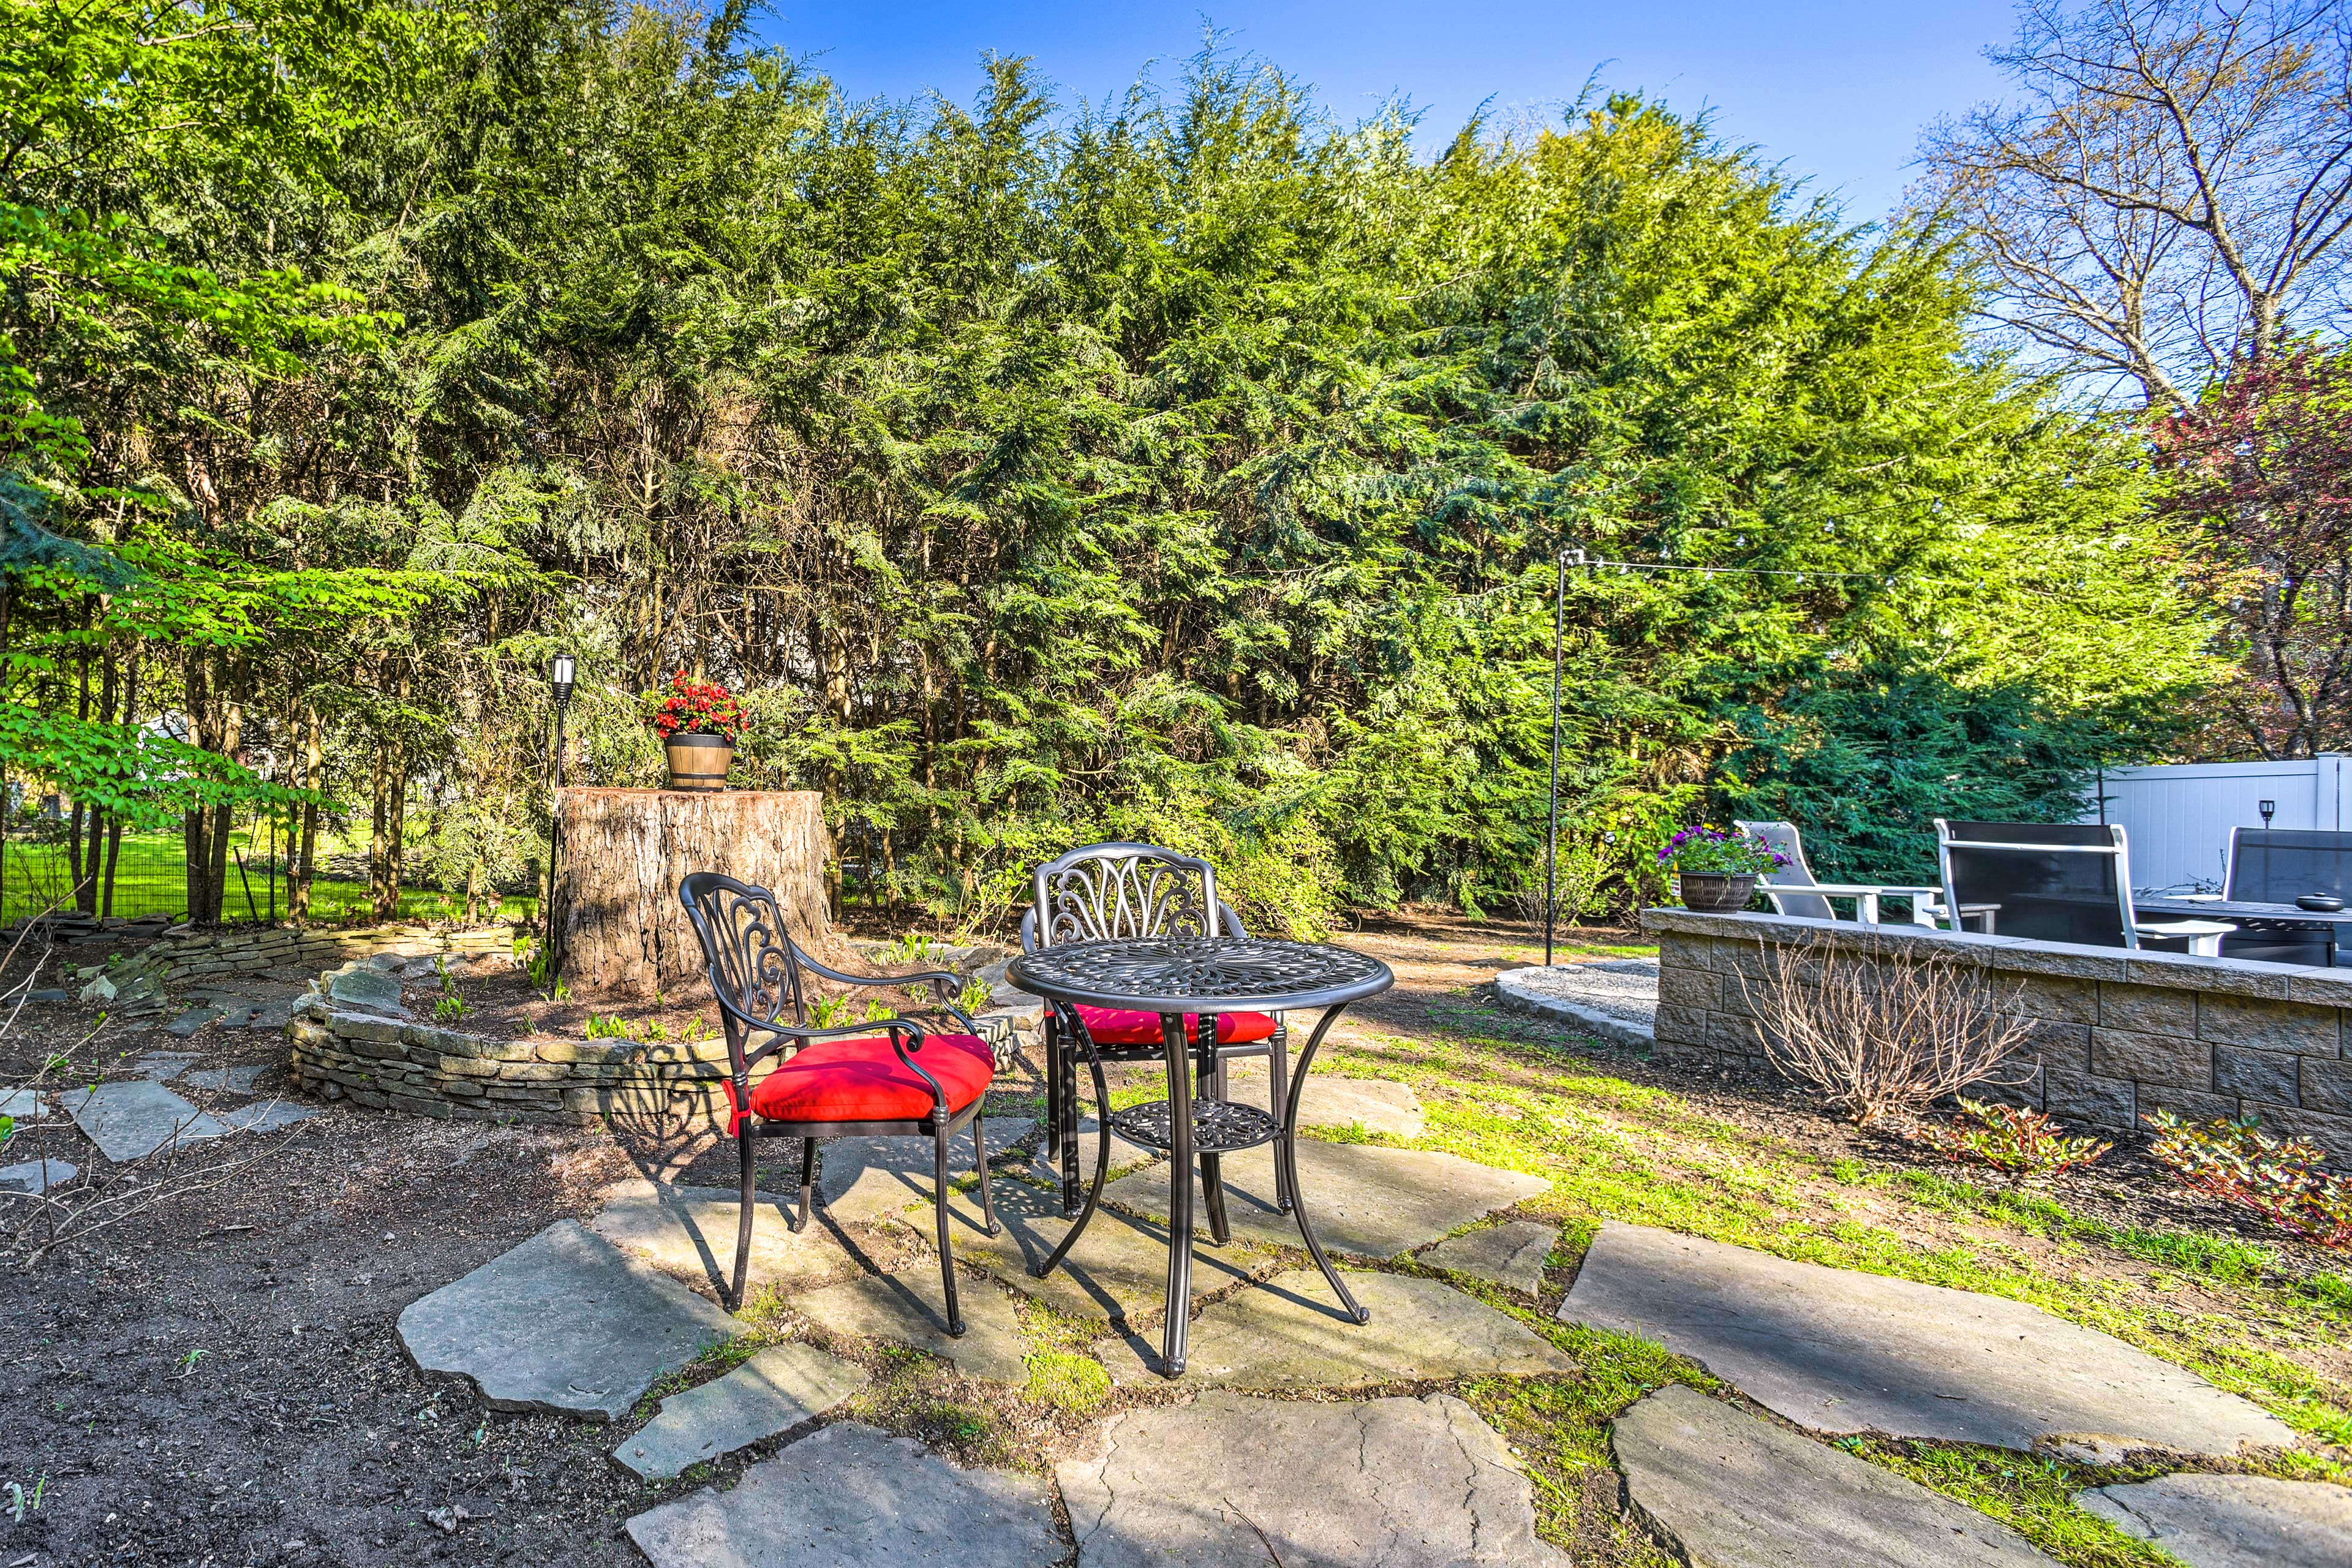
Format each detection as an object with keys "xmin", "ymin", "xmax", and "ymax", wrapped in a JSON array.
[{"xmin": 1006, "ymin": 936, "xmax": 1395, "ymax": 1378}]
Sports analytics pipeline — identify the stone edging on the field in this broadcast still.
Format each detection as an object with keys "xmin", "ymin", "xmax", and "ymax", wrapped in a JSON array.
[
  {"xmin": 285, "ymin": 998, "xmax": 731, "ymax": 1126},
  {"xmin": 1492, "ymin": 968, "xmax": 1656, "ymax": 1050}
]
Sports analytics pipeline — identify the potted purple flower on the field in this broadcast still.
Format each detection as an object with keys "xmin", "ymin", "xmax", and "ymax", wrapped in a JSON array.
[{"xmin": 1658, "ymin": 825, "xmax": 1786, "ymax": 913}]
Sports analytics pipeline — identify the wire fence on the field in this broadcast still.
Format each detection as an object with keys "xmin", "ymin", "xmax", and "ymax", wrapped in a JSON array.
[{"xmin": 0, "ymin": 829, "xmax": 538, "ymax": 927}]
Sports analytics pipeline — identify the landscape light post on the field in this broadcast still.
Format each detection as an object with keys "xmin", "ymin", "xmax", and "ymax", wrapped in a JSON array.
[
  {"xmin": 1545, "ymin": 546, "xmax": 1587, "ymax": 968},
  {"xmin": 545, "ymin": 652, "xmax": 576, "ymax": 967}
]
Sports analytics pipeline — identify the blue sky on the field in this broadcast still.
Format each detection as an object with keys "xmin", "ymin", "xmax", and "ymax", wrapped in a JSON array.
[{"xmin": 748, "ymin": 1, "xmax": 2024, "ymax": 221}]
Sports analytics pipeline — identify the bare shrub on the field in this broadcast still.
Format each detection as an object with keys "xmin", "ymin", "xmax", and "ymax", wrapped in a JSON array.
[{"xmin": 1733, "ymin": 932, "xmax": 2037, "ymax": 1128}]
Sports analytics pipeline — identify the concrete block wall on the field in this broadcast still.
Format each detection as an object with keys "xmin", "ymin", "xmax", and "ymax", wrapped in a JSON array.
[{"xmin": 1643, "ymin": 908, "xmax": 2352, "ymax": 1147}]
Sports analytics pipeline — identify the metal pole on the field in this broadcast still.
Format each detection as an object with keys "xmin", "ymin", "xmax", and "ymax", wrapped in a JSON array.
[
  {"xmin": 546, "ymin": 696, "xmax": 568, "ymax": 966},
  {"xmin": 1545, "ymin": 549, "xmax": 1574, "ymax": 967}
]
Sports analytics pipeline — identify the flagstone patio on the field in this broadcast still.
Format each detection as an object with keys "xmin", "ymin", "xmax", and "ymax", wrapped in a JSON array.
[{"xmin": 383, "ymin": 1075, "xmax": 2318, "ymax": 1567}]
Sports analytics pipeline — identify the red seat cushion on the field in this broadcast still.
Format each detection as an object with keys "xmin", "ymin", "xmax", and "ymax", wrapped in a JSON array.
[
  {"xmin": 1072, "ymin": 1005, "xmax": 1278, "ymax": 1046},
  {"xmin": 747, "ymin": 1032, "xmax": 993, "ymax": 1125}
]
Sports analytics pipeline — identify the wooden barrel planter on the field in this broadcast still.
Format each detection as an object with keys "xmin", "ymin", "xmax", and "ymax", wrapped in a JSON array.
[{"xmin": 664, "ymin": 733, "xmax": 733, "ymax": 791}]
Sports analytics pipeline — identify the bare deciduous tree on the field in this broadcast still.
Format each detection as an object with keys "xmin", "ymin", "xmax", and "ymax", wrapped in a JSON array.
[
  {"xmin": 1918, "ymin": 0, "xmax": 2352, "ymax": 411},
  {"xmin": 1735, "ymin": 933, "xmax": 2038, "ymax": 1128}
]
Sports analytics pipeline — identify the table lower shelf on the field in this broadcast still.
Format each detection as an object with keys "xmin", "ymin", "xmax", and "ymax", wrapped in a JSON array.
[{"xmin": 1109, "ymin": 1098, "xmax": 1281, "ymax": 1153}]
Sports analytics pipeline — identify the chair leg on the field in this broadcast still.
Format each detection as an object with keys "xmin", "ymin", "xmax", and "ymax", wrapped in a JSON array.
[
  {"xmin": 973, "ymin": 1116, "xmax": 1000, "ymax": 1237},
  {"xmin": 933, "ymin": 1121, "xmax": 965, "ymax": 1337},
  {"xmin": 1200, "ymin": 1039, "xmax": 1231, "ymax": 1245},
  {"xmin": 793, "ymin": 1136, "xmax": 818, "ymax": 1233},
  {"xmin": 729, "ymin": 1122, "xmax": 756, "ymax": 1311},
  {"xmin": 1268, "ymin": 1023, "xmax": 1292, "ymax": 1213}
]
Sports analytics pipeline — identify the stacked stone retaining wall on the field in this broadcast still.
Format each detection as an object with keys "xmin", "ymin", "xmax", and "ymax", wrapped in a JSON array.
[
  {"xmin": 1644, "ymin": 908, "xmax": 2352, "ymax": 1146},
  {"xmin": 153, "ymin": 922, "xmax": 514, "ymax": 985},
  {"xmin": 284, "ymin": 998, "xmax": 730, "ymax": 1127}
]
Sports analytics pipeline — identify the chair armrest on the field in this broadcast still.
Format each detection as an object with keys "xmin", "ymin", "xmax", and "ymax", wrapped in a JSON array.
[
  {"xmin": 2134, "ymin": 919, "xmax": 2238, "ymax": 937},
  {"xmin": 794, "ymin": 951, "xmax": 960, "ymax": 996},
  {"xmin": 1801, "ymin": 883, "xmax": 1940, "ymax": 898}
]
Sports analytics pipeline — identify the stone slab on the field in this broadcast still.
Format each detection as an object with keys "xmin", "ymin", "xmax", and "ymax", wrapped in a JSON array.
[
  {"xmin": 2076, "ymin": 1474, "xmax": 2352, "ymax": 1568},
  {"xmin": 1221, "ymin": 1066, "xmax": 1427, "ymax": 1139},
  {"xmin": 1058, "ymin": 1389, "xmax": 1568, "ymax": 1567},
  {"xmin": 949, "ymin": 1175, "xmax": 1279, "ymax": 1324},
  {"xmin": 1496, "ymin": 960, "xmax": 1662, "ymax": 1050},
  {"xmin": 0, "ymin": 1158, "xmax": 75, "ymax": 1193},
  {"xmin": 1100, "ymin": 1137, "xmax": 1547, "ymax": 1259},
  {"xmin": 790, "ymin": 1268, "xmax": 1028, "ymax": 1384},
  {"xmin": 626, "ymin": 1420, "xmax": 1058, "ymax": 1568},
  {"xmin": 246, "ymin": 1000, "xmax": 295, "ymax": 1031},
  {"xmin": 63, "ymin": 1080, "xmax": 226, "ymax": 1161},
  {"xmin": 132, "ymin": 1050, "xmax": 200, "ymax": 1080},
  {"xmin": 213, "ymin": 1101, "xmax": 320, "ymax": 1135},
  {"xmin": 1611, "ymin": 1384, "xmax": 2059, "ymax": 1566},
  {"xmin": 812, "ymin": 1129, "xmax": 1007, "ymax": 1225},
  {"xmin": 1561, "ymin": 1222, "xmax": 2290, "ymax": 1454},
  {"xmin": 613, "ymin": 1343, "xmax": 870, "ymax": 1480},
  {"xmin": 592, "ymin": 1179, "xmax": 854, "ymax": 1295},
  {"xmin": 1026, "ymin": 1118, "xmax": 1161, "ymax": 1188},
  {"xmin": 1295, "ymin": 1076, "xmax": 1426, "ymax": 1139},
  {"xmin": 0, "ymin": 1088, "xmax": 47, "ymax": 1119},
  {"xmin": 328, "ymin": 965, "xmax": 407, "ymax": 1011},
  {"xmin": 1422, "ymin": 1219, "xmax": 1561, "ymax": 1295},
  {"xmin": 396, "ymin": 1219, "xmax": 740, "ymax": 1420},
  {"xmin": 1092, "ymin": 1269, "xmax": 1574, "ymax": 1388},
  {"xmin": 182, "ymin": 1064, "xmax": 268, "ymax": 1093},
  {"xmin": 163, "ymin": 1008, "xmax": 220, "ymax": 1038}
]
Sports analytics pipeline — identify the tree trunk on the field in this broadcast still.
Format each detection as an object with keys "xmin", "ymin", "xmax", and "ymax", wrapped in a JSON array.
[{"xmin": 551, "ymin": 788, "xmax": 845, "ymax": 998}]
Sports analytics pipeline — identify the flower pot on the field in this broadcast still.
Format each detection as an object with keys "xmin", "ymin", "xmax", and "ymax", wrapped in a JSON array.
[
  {"xmin": 664, "ymin": 733, "xmax": 733, "ymax": 791},
  {"xmin": 1676, "ymin": 872, "xmax": 1757, "ymax": 913}
]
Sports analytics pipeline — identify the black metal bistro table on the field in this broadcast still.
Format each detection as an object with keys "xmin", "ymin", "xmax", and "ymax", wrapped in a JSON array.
[{"xmin": 1006, "ymin": 935, "xmax": 1395, "ymax": 1378}]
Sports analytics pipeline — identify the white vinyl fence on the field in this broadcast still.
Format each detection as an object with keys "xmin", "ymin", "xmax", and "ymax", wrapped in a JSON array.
[{"xmin": 2082, "ymin": 755, "xmax": 2350, "ymax": 894}]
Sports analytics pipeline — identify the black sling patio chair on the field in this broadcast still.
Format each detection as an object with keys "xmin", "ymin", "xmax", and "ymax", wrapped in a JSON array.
[
  {"xmin": 2218, "ymin": 827, "xmax": 2352, "ymax": 965},
  {"xmin": 1022, "ymin": 842, "xmax": 1289, "ymax": 1234},
  {"xmin": 680, "ymin": 871, "xmax": 1000, "ymax": 1323},
  {"xmin": 1934, "ymin": 820, "xmax": 2236, "ymax": 954}
]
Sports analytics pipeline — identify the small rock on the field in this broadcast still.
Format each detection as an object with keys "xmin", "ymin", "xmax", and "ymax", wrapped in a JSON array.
[
  {"xmin": 77, "ymin": 973, "xmax": 116, "ymax": 1003},
  {"xmin": 0, "ymin": 1158, "xmax": 76, "ymax": 1193},
  {"xmin": 24, "ymin": 988, "xmax": 70, "ymax": 1003}
]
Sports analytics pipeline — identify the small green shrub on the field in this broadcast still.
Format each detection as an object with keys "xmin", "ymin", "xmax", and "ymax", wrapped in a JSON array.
[
  {"xmin": 432, "ymin": 993, "xmax": 471, "ymax": 1022},
  {"xmin": 957, "ymin": 978, "xmax": 993, "ymax": 1015},
  {"xmin": 585, "ymin": 1014, "xmax": 630, "ymax": 1040},
  {"xmin": 2146, "ymin": 1110, "xmax": 2352, "ymax": 1250},
  {"xmin": 1918, "ymin": 1098, "xmax": 2111, "ymax": 1181}
]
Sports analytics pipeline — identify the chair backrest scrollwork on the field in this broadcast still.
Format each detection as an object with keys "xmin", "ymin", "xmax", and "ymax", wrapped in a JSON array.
[
  {"xmin": 1020, "ymin": 842, "xmax": 1243, "ymax": 953},
  {"xmin": 679, "ymin": 870, "xmax": 810, "ymax": 1031}
]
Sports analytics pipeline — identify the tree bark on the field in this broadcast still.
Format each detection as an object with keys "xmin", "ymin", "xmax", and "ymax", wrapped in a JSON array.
[{"xmin": 551, "ymin": 788, "xmax": 845, "ymax": 998}]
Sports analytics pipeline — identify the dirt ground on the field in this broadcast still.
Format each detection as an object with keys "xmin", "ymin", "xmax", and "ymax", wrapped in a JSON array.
[{"xmin": 0, "ymin": 910, "xmax": 2341, "ymax": 1567}]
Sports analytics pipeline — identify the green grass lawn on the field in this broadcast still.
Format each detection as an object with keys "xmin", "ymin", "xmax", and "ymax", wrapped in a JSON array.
[{"xmin": 0, "ymin": 828, "xmax": 535, "ymax": 925}]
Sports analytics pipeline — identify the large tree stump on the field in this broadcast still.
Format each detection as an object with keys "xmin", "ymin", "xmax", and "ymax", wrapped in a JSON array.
[{"xmin": 552, "ymin": 789, "xmax": 846, "ymax": 998}]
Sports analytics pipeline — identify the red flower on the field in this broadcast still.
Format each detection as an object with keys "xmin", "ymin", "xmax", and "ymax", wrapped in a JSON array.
[{"xmin": 651, "ymin": 671, "xmax": 748, "ymax": 739}]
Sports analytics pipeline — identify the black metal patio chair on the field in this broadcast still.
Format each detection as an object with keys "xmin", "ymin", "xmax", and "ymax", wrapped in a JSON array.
[
  {"xmin": 680, "ymin": 871, "xmax": 999, "ymax": 1323},
  {"xmin": 1934, "ymin": 820, "xmax": 2236, "ymax": 954},
  {"xmin": 1023, "ymin": 842, "xmax": 1289, "ymax": 1233}
]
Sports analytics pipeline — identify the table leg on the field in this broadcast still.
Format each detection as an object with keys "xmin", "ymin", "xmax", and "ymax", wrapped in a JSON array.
[
  {"xmin": 1053, "ymin": 1012, "xmax": 1081, "ymax": 1217},
  {"xmin": 1281, "ymin": 1003, "xmax": 1367, "ymax": 1325},
  {"xmin": 1199, "ymin": 1028, "xmax": 1231, "ymax": 1246},
  {"xmin": 1159, "ymin": 1009, "xmax": 1195, "ymax": 1378}
]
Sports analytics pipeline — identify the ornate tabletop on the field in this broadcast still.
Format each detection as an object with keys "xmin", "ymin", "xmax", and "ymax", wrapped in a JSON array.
[{"xmin": 1007, "ymin": 935, "xmax": 1394, "ymax": 1015}]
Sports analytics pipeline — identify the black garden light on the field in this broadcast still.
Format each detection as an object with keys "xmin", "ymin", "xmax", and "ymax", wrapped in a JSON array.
[{"xmin": 2260, "ymin": 799, "xmax": 2277, "ymax": 829}]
